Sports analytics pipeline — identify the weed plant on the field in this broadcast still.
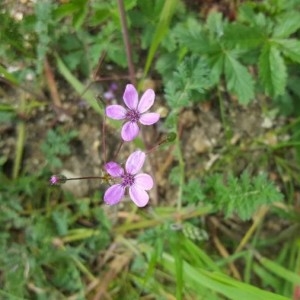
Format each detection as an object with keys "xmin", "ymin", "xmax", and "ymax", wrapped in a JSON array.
[{"xmin": 1, "ymin": 0, "xmax": 300, "ymax": 299}]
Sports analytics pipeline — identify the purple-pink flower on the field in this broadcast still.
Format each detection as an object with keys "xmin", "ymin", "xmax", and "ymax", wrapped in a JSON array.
[
  {"xmin": 50, "ymin": 175, "xmax": 59, "ymax": 185},
  {"xmin": 49, "ymin": 174, "xmax": 67, "ymax": 185},
  {"xmin": 104, "ymin": 150, "xmax": 153, "ymax": 207},
  {"xmin": 105, "ymin": 84, "xmax": 160, "ymax": 141}
]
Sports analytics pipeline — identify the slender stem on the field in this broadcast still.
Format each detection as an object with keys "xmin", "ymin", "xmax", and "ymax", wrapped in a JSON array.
[
  {"xmin": 145, "ymin": 136, "xmax": 170, "ymax": 154},
  {"xmin": 66, "ymin": 176, "xmax": 106, "ymax": 181},
  {"xmin": 175, "ymin": 118, "xmax": 185, "ymax": 212},
  {"xmin": 113, "ymin": 141, "xmax": 124, "ymax": 161},
  {"xmin": 95, "ymin": 95, "xmax": 108, "ymax": 164},
  {"xmin": 13, "ymin": 99, "xmax": 26, "ymax": 179},
  {"xmin": 117, "ymin": 0, "xmax": 136, "ymax": 86},
  {"xmin": 44, "ymin": 57, "xmax": 61, "ymax": 107},
  {"xmin": 102, "ymin": 109, "xmax": 107, "ymax": 163}
]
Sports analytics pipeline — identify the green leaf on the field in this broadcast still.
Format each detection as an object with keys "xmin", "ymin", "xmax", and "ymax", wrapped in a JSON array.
[
  {"xmin": 203, "ymin": 171, "xmax": 283, "ymax": 220},
  {"xmin": 0, "ymin": 65, "xmax": 19, "ymax": 85},
  {"xmin": 164, "ymin": 56, "xmax": 210, "ymax": 109},
  {"xmin": 273, "ymin": 11, "xmax": 300, "ymax": 38},
  {"xmin": 208, "ymin": 52, "xmax": 224, "ymax": 85},
  {"xmin": 258, "ymin": 255, "xmax": 300, "ymax": 286},
  {"xmin": 56, "ymin": 55, "xmax": 103, "ymax": 116},
  {"xmin": 238, "ymin": 3, "xmax": 269, "ymax": 31},
  {"xmin": 259, "ymin": 43, "xmax": 287, "ymax": 97},
  {"xmin": 144, "ymin": 0, "xmax": 178, "ymax": 76},
  {"xmin": 173, "ymin": 17, "xmax": 210, "ymax": 53},
  {"xmin": 224, "ymin": 53, "xmax": 254, "ymax": 104},
  {"xmin": 238, "ymin": 3, "xmax": 257, "ymax": 24},
  {"xmin": 274, "ymin": 39, "xmax": 300, "ymax": 64},
  {"xmin": 206, "ymin": 12, "xmax": 224, "ymax": 39},
  {"xmin": 223, "ymin": 24, "xmax": 265, "ymax": 49},
  {"xmin": 160, "ymin": 251, "xmax": 289, "ymax": 300},
  {"xmin": 183, "ymin": 179, "xmax": 205, "ymax": 204}
]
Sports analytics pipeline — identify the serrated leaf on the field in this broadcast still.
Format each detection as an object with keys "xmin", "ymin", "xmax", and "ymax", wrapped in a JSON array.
[
  {"xmin": 237, "ymin": 3, "xmax": 256, "ymax": 24},
  {"xmin": 223, "ymin": 24, "xmax": 265, "ymax": 49},
  {"xmin": 173, "ymin": 18, "xmax": 210, "ymax": 53},
  {"xmin": 259, "ymin": 44, "xmax": 287, "ymax": 97},
  {"xmin": 206, "ymin": 12, "xmax": 224, "ymax": 39},
  {"xmin": 274, "ymin": 39, "xmax": 300, "ymax": 64},
  {"xmin": 273, "ymin": 11, "xmax": 300, "ymax": 38},
  {"xmin": 224, "ymin": 54, "xmax": 254, "ymax": 104},
  {"xmin": 208, "ymin": 53, "xmax": 224, "ymax": 85}
]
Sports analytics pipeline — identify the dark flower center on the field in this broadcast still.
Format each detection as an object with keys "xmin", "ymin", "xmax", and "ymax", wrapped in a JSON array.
[
  {"xmin": 125, "ymin": 109, "xmax": 140, "ymax": 122},
  {"xmin": 121, "ymin": 173, "xmax": 135, "ymax": 187}
]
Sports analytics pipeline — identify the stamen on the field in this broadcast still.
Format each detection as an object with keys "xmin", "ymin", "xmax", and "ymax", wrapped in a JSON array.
[
  {"xmin": 121, "ymin": 173, "xmax": 135, "ymax": 187},
  {"xmin": 126, "ymin": 109, "xmax": 140, "ymax": 122}
]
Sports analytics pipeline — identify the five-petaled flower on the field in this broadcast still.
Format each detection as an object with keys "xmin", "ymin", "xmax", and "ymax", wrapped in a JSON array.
[
  {"xmin": 104, "ymin": 150, "xmax": 153, "ymax": 207},
  {"xmin": 105, "ymin": 84, "xmax": 160, "ymax": 141}
]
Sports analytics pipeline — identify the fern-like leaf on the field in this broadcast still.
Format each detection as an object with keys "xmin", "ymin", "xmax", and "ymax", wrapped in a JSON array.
[
  {"xmin": 164, "ymin": 56, "xmax": 210, "ymax": 109},
  {"xmin": 204, "ymin": 171, "xmax": 283, "ymax": 220}
]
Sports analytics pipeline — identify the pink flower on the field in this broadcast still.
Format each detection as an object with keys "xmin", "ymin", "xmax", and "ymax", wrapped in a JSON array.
[
  {"xmin": 50, "ymin": 175, "xmax": 59, "ymax": 185},
  {"xmin": 105, "ymin": 84, "xmax": 160, "ymax": 141},
  {"xmin": 104, "ymin": 150, "xmax": 153, "ymax": 207}
]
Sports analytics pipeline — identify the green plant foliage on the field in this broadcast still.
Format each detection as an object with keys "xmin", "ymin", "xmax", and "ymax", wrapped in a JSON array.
[
  {"xmin": 0, "ymin": 10, "xmax": 24, "ymax": 61},
  {"xmin": 40, "ymin": 128, "xmax": 78, "ymax": 168},
  {"xmin": 2, "ymin": 0, "xmax": 300, "ymax": 298},
  {"xmin": 224, "ymin": 52, "xmax": 255, "ymax": 104},
  {"xmin": 164, "ymin": 56, "xmax": 210, "ymax": 109},
  {"xmin": 203, "ymin": 171, "xmax": 283, "ymax": 220},
  {"xmin": 35, "ymin": 0, "xmax": 54, "ymax": 74},
  {"xmin": 259, "ymin": 43, "xmax": 287, "ymax": 97},
  {"xmin": 156, "ymin": 0, "xmax": 300, "ymax": 105},
  {"xmin": 143, "ymin": 0, "xmax": 179, "ymax": 76},
  {"xmin": 182, "ymin": 178, "xmax": 205, "ymax": 205}
]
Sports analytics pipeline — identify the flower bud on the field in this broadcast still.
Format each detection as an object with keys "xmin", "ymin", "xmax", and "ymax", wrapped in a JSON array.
[{"xmin": 49, "ymin": 174, "xmax": 67, "ymax": 185}]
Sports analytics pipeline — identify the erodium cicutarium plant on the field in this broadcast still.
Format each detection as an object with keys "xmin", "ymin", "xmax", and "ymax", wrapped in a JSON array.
[{"xmin": 50, "ymin": 84, "xmax": 160, "ymax": 208}]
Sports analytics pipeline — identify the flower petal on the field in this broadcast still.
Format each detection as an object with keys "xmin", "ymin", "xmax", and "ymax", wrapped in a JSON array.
[
  {"xmin": 126, "ymin": 150, "xmax": 145, "ymax": 174},
  {"xmin": 121, "ymin": 121, "xmax": 139, "ymax": 141},
  {"xmin": 129, "ymin": 185, "xmax": 149, "ymax": 207},
  {"xmin": 106, "ymin": 105, "xmax": 126, "ymax": 120},
  {"xmin": 134, "ymin": 173, "xmax": 153, "ymax": 190},
  {"xmin": 138, "ymin": 89, "xmax": 155, "ymax": 113},
  {"xmin": 139, "ymin": 112, "xmax": 160, "ymax": 125},
  {"xmin": 104, "ymin": 184, "xmax": 125, "ymax": 205},
  {"xmin": 123, "ymin": 84, "xmax": 138, "ymax": 110},
  {"xmin": 105, "ymin": 162, "xmax": 124, "ymax": 177}
]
